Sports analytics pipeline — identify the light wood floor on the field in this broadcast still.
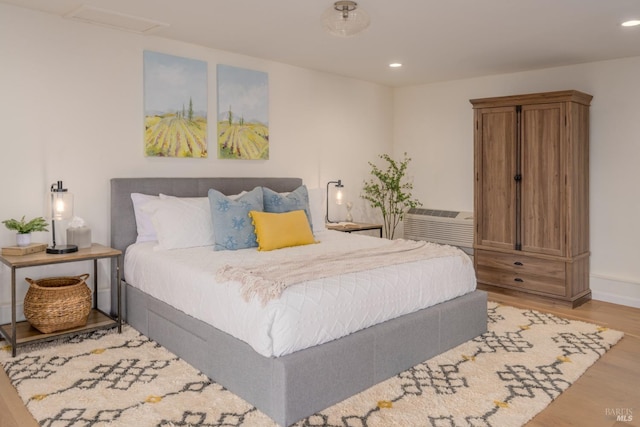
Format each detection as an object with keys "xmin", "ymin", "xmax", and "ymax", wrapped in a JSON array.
[{"xmin": 1, "ymin": 292, "xmax": 638, "ymax": 427}]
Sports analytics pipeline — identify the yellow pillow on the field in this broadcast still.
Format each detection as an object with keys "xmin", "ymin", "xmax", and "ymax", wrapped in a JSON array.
[{"xmin": 249, "ymin": 210, "xmax": 316, "ymax": 251}]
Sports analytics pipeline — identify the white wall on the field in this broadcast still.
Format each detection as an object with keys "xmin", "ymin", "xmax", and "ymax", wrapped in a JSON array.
[
  {"xmin": 0, "ymin": 4, "xmax": 393, "ymax": 320},
  {"xmin": 394, "ymin": 57, "xmax": 640, "ymax": 307},
  {"xmin": 1, "ymin": 4, "xmax": 638, "ymax": 318}
]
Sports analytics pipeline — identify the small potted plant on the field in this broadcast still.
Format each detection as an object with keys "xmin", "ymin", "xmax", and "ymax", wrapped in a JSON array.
[{"xmin": 2, "ymin": 216, "xmax": 49, "ymax": 247}]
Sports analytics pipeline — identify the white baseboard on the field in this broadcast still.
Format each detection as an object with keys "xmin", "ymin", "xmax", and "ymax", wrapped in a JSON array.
[{"xmin": 591, "ymin": 273, "xmax": 640, "ymax": 308}]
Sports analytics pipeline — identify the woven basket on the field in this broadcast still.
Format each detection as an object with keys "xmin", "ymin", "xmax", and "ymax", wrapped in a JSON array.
[{"xmin": 24, "ymin": 273, "xmax": 92, "ymax": 334}]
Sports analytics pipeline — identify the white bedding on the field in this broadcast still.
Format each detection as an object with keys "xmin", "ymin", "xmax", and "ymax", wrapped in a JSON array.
[{"xmin": 124, "ymin": 230, "xmax": 476, "ymax": 357}]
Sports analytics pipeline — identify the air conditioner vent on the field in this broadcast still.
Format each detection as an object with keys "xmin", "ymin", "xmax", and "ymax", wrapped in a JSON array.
[
  {"xmin": 64, "ymin": 6, "xmax": 169, "ymax": 34},
  {"xmin": 408, "ymin": 208, "xmax": 460, "ymax": 218},
  {"xmin": 404, "ymin": 208, "xmax": 474, "ymax": 255}
]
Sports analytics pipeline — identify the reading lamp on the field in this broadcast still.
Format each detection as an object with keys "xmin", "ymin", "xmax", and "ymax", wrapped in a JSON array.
[
  {"xmin": 46, "ymin": 181, "xmax": 78, "ymax": 254},
  {"xmin": 325, "ymin": 179, "xmax": 344, "ymax": 223}
]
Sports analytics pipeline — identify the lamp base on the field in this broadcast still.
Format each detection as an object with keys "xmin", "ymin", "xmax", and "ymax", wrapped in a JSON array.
[{"xmin": 46, "ymin": 244, "xmax": 78, "ymax": 254}]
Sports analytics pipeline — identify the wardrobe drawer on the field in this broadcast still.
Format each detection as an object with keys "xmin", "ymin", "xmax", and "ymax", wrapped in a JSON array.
[
  {"xmin": 476, "ymin": 266, "xmax": 566, "ymax": 296},
  {"xmin": 475, "ymin": 250, "xmax": 565, "ymax": 279}
]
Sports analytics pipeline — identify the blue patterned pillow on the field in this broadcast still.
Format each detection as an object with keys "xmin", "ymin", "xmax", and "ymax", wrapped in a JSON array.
[
  {"xmin": 208, "ymin": 187, "xmax": 264, "ymax": 251},
  {"xmin": 262, "ymin": 185, "xmax": 313, "ymax": 230}
]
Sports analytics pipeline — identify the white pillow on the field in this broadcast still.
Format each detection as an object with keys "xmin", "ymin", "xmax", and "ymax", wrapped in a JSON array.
[
  {"xmin": 131, "ymin": 193, "xmax": 159, "ymax": 243},
  {"xmin": 307, "ymin": 187, "xmax": 326, "ymax": 233},
  {"xmin": 141, "ymin": 195, "xmax": 215, "ymax": 250}
]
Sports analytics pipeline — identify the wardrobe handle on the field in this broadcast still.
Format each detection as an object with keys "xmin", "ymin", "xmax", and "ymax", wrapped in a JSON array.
[
  {"xmin": 514, "ymin": 261, "xmax": 523, "ymax": 266},
  {"xmin": 514, "ymin": 278, "xmax": 524, "ymax": 283}
]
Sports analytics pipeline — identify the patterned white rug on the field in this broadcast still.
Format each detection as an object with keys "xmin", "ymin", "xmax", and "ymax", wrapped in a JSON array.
[{"xmin": 0, "ymin": 302, "xmax": 624, "ymax": 427}]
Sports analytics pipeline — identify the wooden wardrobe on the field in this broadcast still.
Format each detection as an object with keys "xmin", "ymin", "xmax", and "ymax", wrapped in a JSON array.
[{"xmin": 470, "ymin": 90, "xmax": 592, "ymax": 307}]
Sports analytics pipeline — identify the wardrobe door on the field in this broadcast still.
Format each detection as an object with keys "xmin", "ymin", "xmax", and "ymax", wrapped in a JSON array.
[
  {"xmin": 520, "ymin": 102, "xmax": 566, "ymax": 256},
  {"xmin": 475, "ymin": 106, "xmax": 518, "ymax": 251}
]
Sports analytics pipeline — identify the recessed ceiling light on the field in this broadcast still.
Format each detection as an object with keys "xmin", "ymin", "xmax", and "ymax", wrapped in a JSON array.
[
  {"xmin": 389, "ymin": 63, "xmax": 402, "ymax": 68},
  {"xmin": 621, "ymin": 20, "xmax": 640, "ymax": 27}
]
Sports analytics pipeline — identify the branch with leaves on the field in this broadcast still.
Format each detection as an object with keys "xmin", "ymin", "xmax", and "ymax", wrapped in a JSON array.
[
  {"xmin": 2, "ymin": 216, "xmax": 49, "ymax": 234},
  {"xmin": 361, "ymin": 153, "xmax": 422, "ymax": 239}
]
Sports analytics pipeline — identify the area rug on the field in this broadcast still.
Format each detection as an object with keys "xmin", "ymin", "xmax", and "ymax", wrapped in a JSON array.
[{"xmin": 0, "ymin": 302, "xmax": 623, "ymax": 427}]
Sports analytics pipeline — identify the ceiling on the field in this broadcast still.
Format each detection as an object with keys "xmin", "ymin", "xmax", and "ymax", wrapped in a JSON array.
[{"xmin": 4, "ymin": 0, "xmax": 640, "ymax": 87}]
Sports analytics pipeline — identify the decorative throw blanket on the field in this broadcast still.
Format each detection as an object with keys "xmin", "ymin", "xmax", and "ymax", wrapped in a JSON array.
[{"xmin": 217, "ymin": 239, "xmax": 467, "ymax": 305}]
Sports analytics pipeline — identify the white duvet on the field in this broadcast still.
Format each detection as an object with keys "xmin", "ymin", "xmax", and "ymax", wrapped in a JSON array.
[{"xmin": 124, "ymin": 230, "xmax": 476, "ymax": 357}]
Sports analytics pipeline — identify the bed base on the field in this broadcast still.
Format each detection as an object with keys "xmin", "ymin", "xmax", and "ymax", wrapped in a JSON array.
[
  {"xmin": 110, "ymin": 177, "xmax": 487, "ymax": 426},
  {"xmin": 124, "ymin": 283, "xmax": 486, "ymax": 426}
]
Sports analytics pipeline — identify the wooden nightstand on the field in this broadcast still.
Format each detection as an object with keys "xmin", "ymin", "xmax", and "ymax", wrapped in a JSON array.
[
  {"xmin": 326, "ymin": 222, "xmax": 383, "ymax": 238},
  {"xmin": 0, "ymin": 243, "xmax": 122, "ymax": 356}
]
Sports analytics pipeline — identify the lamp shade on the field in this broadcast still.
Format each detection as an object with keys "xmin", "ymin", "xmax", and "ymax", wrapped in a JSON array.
[
  {"xmin": 49, "ymin": 181, "xmax": 74, "ymax": 220},
  {"xmin": 335, "ymin": 186, "xmax": 344, "ymax": 205}
]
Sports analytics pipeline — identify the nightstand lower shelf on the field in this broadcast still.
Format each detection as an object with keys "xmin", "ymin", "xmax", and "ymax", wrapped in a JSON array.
[{"xmin": 0, "ymin": 309, "xmax": 118, "ymax": 348}]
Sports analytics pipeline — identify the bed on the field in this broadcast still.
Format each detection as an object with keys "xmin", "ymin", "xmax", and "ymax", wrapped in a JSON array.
[{"xmin": 110, "ymin": 177, "xmax": 487, "ymax": 426}]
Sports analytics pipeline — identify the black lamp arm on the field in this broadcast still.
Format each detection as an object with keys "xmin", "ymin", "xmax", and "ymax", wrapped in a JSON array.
[{"xmin": 50, "ymin": 219, "xmax": 57, "ymax": 248}]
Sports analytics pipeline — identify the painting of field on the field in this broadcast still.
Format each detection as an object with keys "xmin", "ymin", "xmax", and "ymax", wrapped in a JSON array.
[
  {"xmin": 145, "ymin": 113, "xmax": 207, "ymax": 157},
  {"xmin": 144, "ymin": 51, "xmax": 208, "ymax": 158},
  {"xmin": 217, "ymin": 116, "xmax": 268, "ymax": 159},
  {"xmin": 217, "ymin": 64, "xmax": 269, "ymax": 160}
]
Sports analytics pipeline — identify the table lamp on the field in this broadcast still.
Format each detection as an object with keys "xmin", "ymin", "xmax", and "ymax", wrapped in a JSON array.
[
  {"xmin": 46, "ymin": 180, "xmax": 78, "ymax": 254},
  {"xmin": 325, "ymin": 179, "xmax": 344, "ymax": 223}
]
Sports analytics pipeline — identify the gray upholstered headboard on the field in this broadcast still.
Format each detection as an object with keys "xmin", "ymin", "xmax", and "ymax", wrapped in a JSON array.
[{"xmin": 109, "ymin": 177, "xmax": 303, "ymax": 314}]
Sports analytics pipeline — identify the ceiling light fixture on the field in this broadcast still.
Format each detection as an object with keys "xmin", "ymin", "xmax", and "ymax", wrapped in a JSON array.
[
  {"xmin": 389, "ymin": 63, "xmax": 402, "ymax": 68},
  {"xmin": 322, "ymin": 1, "xmax": 370, "ymax": 37},
  {"xmin": 621, "ymin": 20, "xmax": 640, "ymax": 27}
]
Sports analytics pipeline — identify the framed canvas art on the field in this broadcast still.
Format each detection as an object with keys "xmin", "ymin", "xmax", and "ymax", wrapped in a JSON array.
[
  {"xmin": 144, "ymin": 51, "xmax": 208, "ymax": 158},
  {"xmin": 217, "ymin": 64, "xmax": 269, "ymax": 160}
]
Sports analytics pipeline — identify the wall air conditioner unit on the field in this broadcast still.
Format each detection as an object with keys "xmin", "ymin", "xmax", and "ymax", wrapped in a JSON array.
[{"xmin": 404, "ymin": 208, "xmax": 474, "ymax": 256}]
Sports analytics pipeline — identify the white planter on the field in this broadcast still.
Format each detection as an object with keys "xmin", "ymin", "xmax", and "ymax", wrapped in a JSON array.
[{"xmin": 16, "ymin": 233, "xmax": 31, "ymax": 247}]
